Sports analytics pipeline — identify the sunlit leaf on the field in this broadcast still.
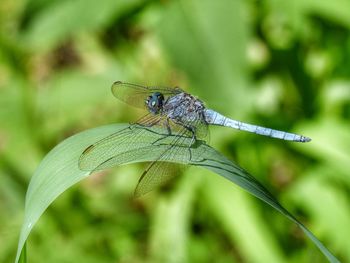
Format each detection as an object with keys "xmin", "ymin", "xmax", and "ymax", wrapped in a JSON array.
[
  {"xmin": 203, "ymin": 175, "xmax": 287, "ymax": 262},
  {"xmin": 286, "ymin": 172, "xmax": 350, "ymax": 262},
  {"xmin": 15, "ymin": 124, "xmax": 340, "ymax": 263},
  {"xmin": 23, "ymin": 0, "xmax": 145, "ymax": 50},
  {"xmin": 296, "ymin": 0, "xmax": 350, "ymax": 29},
  {"xmin": 156, "ymin": 0, "xmax": 253, "ymax": 116}
]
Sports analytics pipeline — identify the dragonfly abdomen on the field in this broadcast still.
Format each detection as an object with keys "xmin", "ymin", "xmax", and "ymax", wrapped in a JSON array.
[{"xmin": 204, "ymin": 109, "xmax": 311, "ymax": 143}]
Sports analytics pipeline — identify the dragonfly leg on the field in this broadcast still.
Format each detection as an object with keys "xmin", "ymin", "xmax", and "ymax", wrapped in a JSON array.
[
  {"xmin": 183, "ymin": 125, "xmax": 197, "ymax": 161},
  {"xmin": 137, "ymin": 119, "xmax": 161, "ymax": 128},
  {"xmin": 150, "ymin": 118, "xmax": 173, "ymax": 146},
  {"xmin": 166, "ymin": 118, "xmax": 172, "ymax": 136}
]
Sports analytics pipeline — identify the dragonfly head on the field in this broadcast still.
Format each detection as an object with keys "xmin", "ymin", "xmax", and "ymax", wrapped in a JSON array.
[{"xmin": 146, "ymin": 92, "xmax": 164, "ymax": 114}]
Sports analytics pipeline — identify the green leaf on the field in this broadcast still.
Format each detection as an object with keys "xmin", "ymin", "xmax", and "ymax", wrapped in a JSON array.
[
  {"xmin": 149, "ymin": 172, "xmax": 199, "ymax": 263},
  {"xmin": 295, "ymin": 0, "xmax": 350, "ymax": 29},
  {"xmin": 203, "ymin": 175, "xmax": 287, "ymax": 262},
  {"xmin": 286, "ymin": 170, "xmax": 350, "ymax": 262},
  {"xmin": 23, "ymin": 0, "xmax": 145, "ymax": 50},
  {"xmin": 15, "ymin": 124, "xmax": 340, "ymax": 263},
  {"xmin": 18, "ymin": 242, "xmax": 26, "ymax": 263},
  {"xmin": 155, "ymin": 0, "xmax": 253, "ymax": 116}
]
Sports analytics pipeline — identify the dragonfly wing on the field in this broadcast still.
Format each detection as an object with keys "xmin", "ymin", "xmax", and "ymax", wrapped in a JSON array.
[
  {"xmin": 134, "ymin": 161, "xmax": 183, "ymax": 197},
  {"xmin": 193, "ymin": 117, "xmax": 209, "ymax": 141},
  {"xmin": 79, "ymin": 115, "xmax": 164, "ymax": 171},
  {"xmin": 133, "ymin": 126, "xmax": 194, "ymax": 197},
  {"xmin": 111, "ymin": 81, "xmax": 182, "ymax": 109}
]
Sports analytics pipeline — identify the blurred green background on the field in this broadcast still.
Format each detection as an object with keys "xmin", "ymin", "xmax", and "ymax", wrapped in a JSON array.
[{"xmin": 1, "ymin": 0, "xmax": 350, "ymax": 262}]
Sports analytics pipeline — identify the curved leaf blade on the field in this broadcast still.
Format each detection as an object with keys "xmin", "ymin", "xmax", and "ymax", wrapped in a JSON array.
[
  {"xmin": 15, "ymin": 124, "xmax": 340, "ymax": 263},
  {"xmin": 15, "ymin": 124, "xmax": 127, "ymax": 263}
]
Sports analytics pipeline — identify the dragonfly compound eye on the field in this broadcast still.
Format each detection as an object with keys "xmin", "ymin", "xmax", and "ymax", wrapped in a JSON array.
[{"xmin": 147, "ymin": 92, "xmax": 164, "ymax": 114}]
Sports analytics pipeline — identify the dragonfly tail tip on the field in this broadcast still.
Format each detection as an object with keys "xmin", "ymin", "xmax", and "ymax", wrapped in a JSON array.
[{"xmin": 302, "ymin": 136, "xmax": 312, "ymax": 143}]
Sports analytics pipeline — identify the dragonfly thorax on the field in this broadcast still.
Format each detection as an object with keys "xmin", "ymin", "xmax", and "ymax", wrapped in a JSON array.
[
  {"xmin": 163, "ymin": 92, "xmax": 206, "ymax": 124},
  {"xmin": 145, "ymin": 92, "xmax": 164, "ymax": 114}
]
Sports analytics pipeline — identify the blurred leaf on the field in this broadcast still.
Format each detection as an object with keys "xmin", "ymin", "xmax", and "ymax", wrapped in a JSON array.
[
  {"xmin": 149, "ymin": 172, "xmax": 199, "ymax": 263},
  {"xmin": 295, "ymin": 117, "xmax": 350, "ymax": 178},
  {"xmin": 156, "ymin": 0, "xmax": 253, "ymax": 115},
  {"xmin": 0, "ymin": 78, "xmax": 42, "ymax": 174},
  {"xmin": 286, "ymin": 171, "xmax": 350, "ymax": 261},
  {"xmin": 15, "ymin": 124, "xmax": 339, "ymax": 262},
  {"xmin": 295, "ymin": 0, "xmax": 350, "ymax": 29},
  {"xmin": 203, "ymin": 174, "xmax": 286, "ymax": 263},
  {"xmin": 319, "ymin": 80, "xmax": 350, "ymax": 117},
  {"xmin": 37, "ymin": 69, "xmax": 119, "ymax": 137},
  {"xmin": 265, "ymin": 0, "xmax": 350, "ymax": 40},
  {"xmin": 23, "ymin": 0, "xmax": 145, "ymax": 50}
]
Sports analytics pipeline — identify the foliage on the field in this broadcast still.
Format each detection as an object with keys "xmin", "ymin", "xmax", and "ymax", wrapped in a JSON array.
[
  {"xmin": 14, "ymin": 124, "xmax": 339, "ymax": 262},
  {"xmin": 1, "ymin": 0, "xmax": 349, "ymax": 262}
]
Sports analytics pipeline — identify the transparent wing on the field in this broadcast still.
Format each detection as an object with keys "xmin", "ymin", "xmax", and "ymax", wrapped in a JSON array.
[
  {"xmin": 79, "ymin": 114, "xmax": 165, "ymax": 171},
  {"xmin": 134, "ymin": 127, "xmax": 192, "ymax": 197},
  {"xmin": 78, "ymin": 113, "xmax": 195, "ymax": 172},
  {"xmin": 134, "ymin": 116, "xmax": 209, "ymax": 197},
  {"xmin": 79, "ymin": 113, "xmax": 209, "ymax": 197},
  {"xmin": 111, "ymin": 81, "xmax": 182, "ymax": 109},
  {"xmin": 134, "ymin": 162, "xmax": 183, "ymax": 197},
  {"xmin": 193, "ymin": 117, "xmax": 209, "ymax": 141}
]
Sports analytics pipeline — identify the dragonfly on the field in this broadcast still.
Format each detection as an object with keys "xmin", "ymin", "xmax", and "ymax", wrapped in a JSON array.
[{"xmin": 79, "ymin": 81, "xmax": 311, "ymax": 196}]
